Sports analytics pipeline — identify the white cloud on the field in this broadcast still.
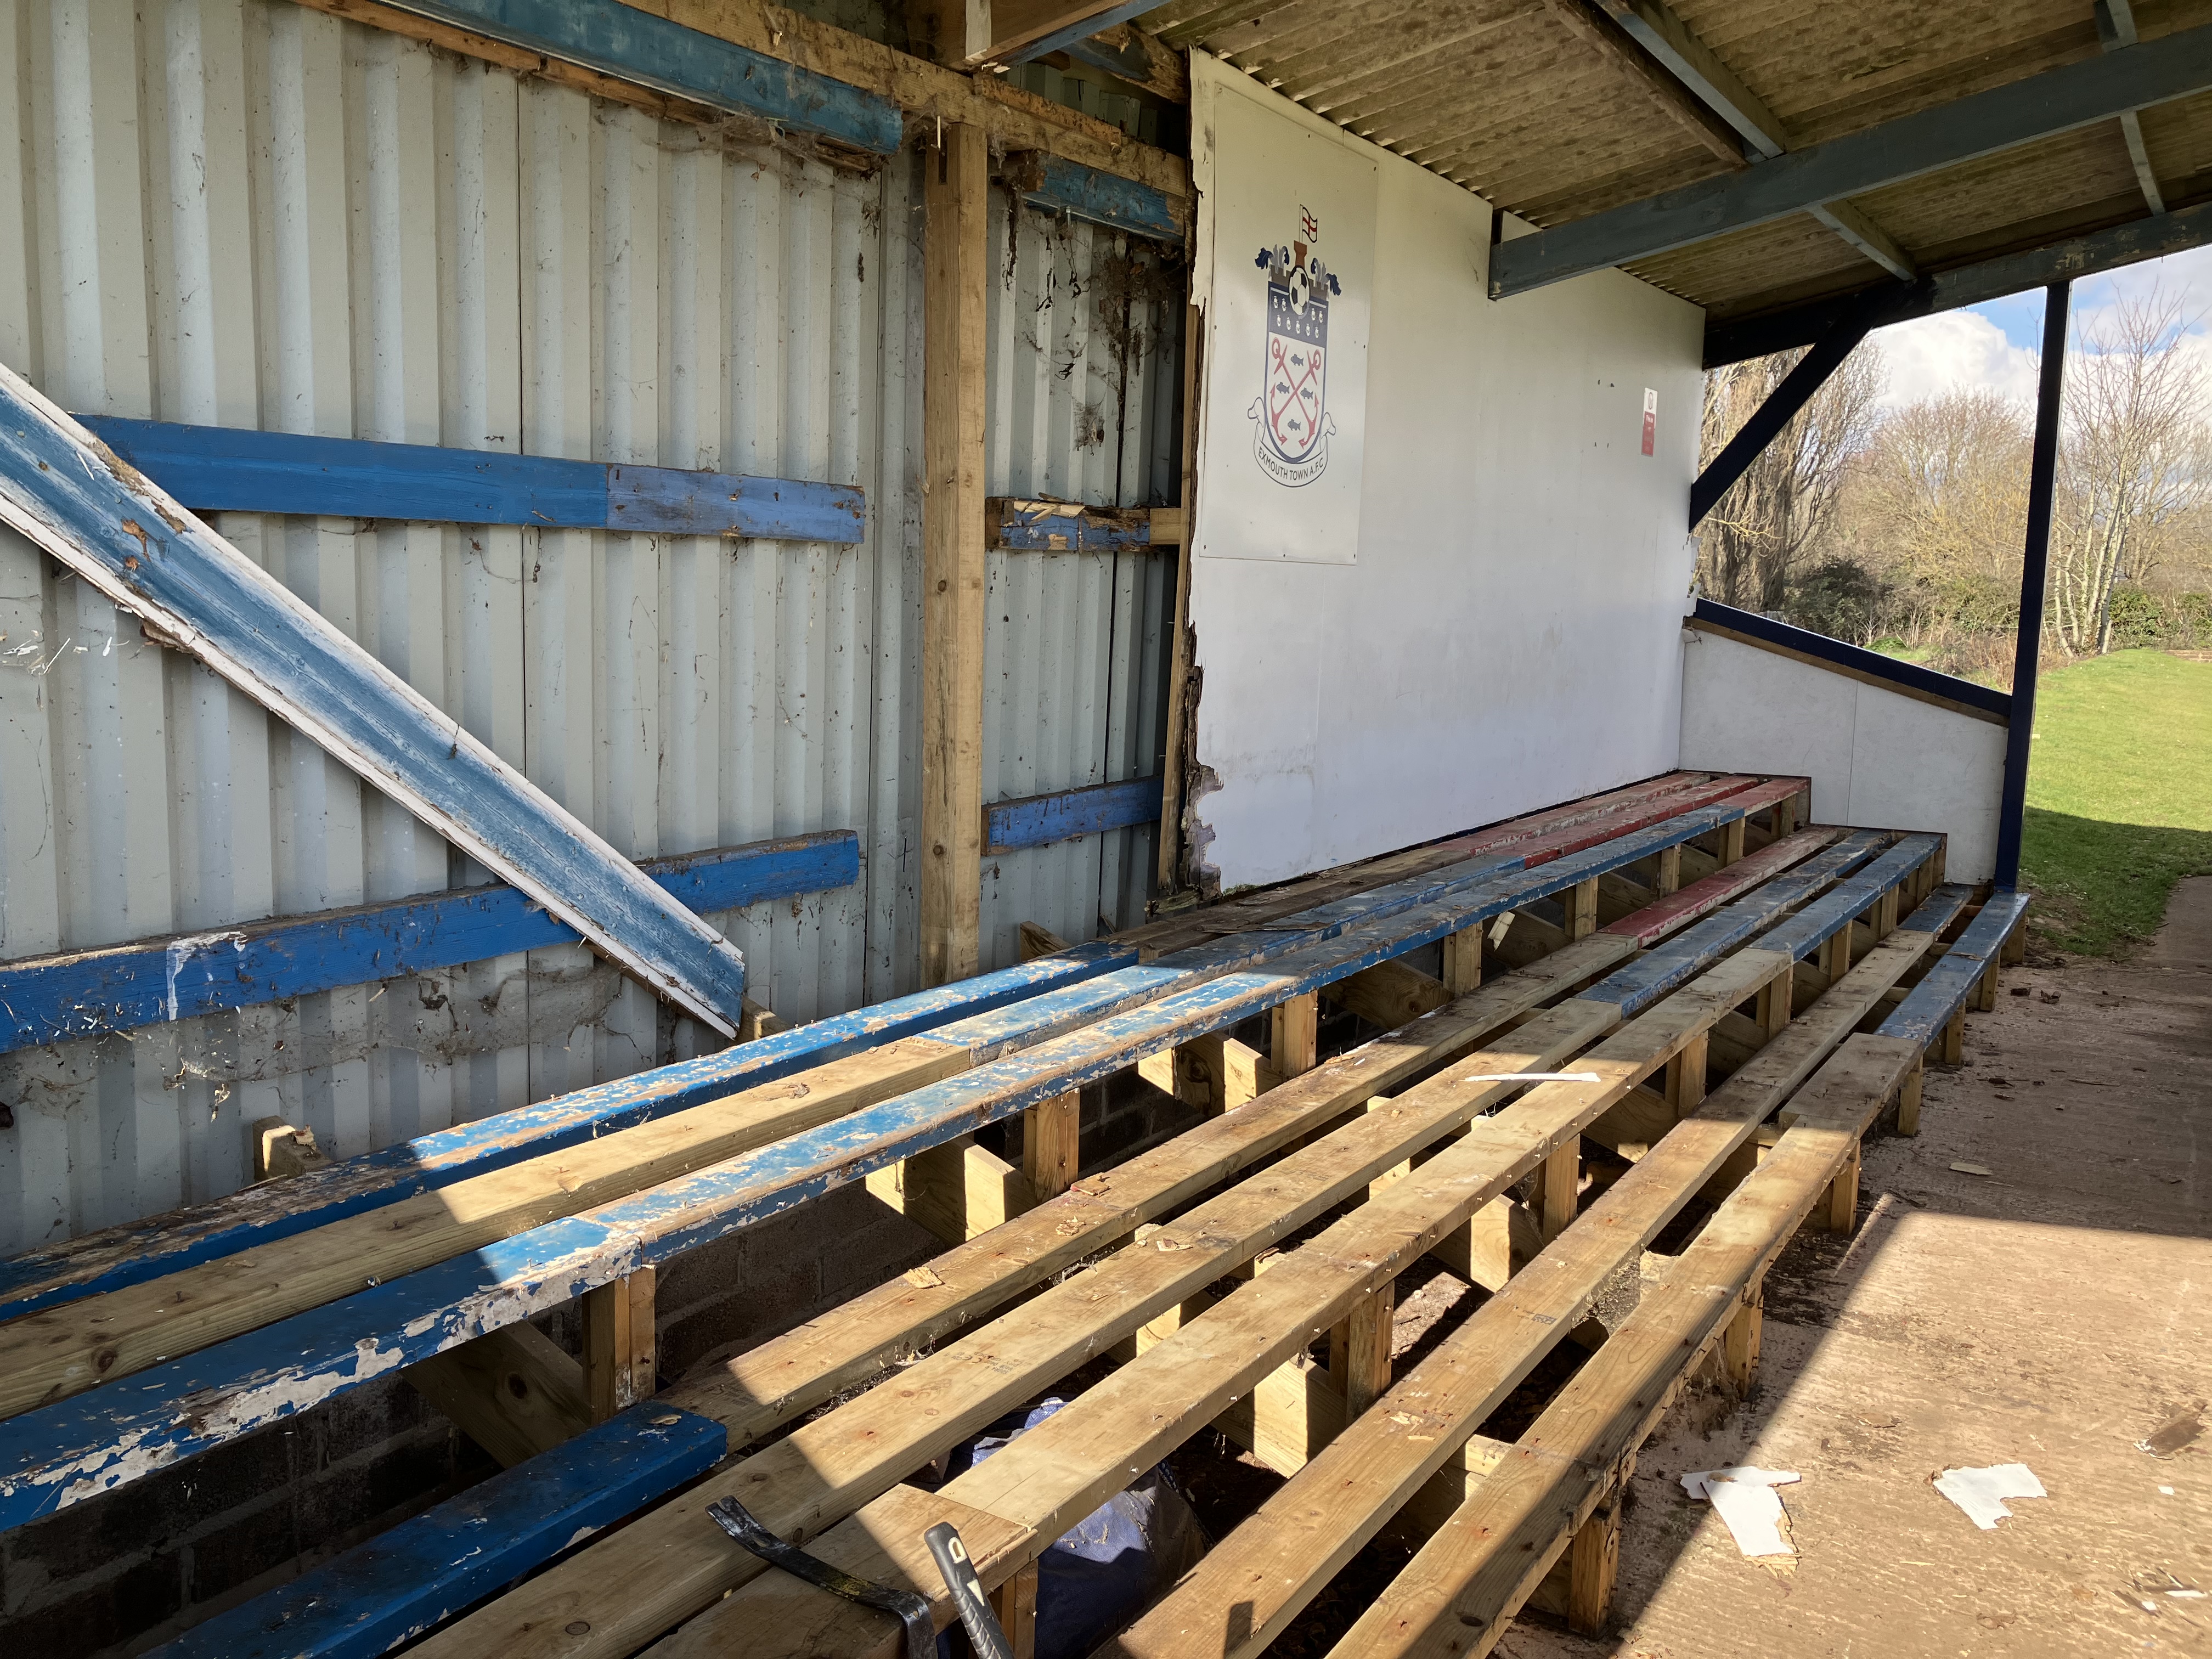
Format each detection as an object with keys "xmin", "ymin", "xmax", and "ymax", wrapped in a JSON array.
[{"xmin": 1866, "ymin": 309, "xmax": 2039, "ymax": 412}]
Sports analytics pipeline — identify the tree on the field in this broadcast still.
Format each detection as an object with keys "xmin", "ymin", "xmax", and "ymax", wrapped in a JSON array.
[
  {"xmin": 2050, "ymin": 290, "xmax": 2212, "ymax": 655},
  {"xmin": 1696, "ymin": 341, "xmax": 1886, "ymax": 613}
]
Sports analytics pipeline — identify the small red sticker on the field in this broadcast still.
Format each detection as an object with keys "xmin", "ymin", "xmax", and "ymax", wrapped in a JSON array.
[{"xmin": 1641, "ymin": 388, "xmax": 1657, "ymax": 457}]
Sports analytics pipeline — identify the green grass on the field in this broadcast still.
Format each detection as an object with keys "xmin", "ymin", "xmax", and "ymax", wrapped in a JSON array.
[{"xmin": 2019, "ymin": 649, "xmax": 2212, "ymax": 956}]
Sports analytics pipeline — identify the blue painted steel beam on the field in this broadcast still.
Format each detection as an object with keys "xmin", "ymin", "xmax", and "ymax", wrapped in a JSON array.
[
  {"xmin": 0, "ymin": 802, "xmax": 1796, "ymax": 1531},
  {"xmin": 1878, "ymin": 890, "xmax": 2032, "ymax": 1047},
  {"xmin": 1691, "ymin": 600, "xmax": 2011, "ymax": 721},
  {"xmin": 0, "ymin": 832, "xmax": 859, "ymax": 1058},
  {"xmin": 80, "ymin": 417, "xmax": 869, "ymax": 545},
  {"xmin": 1491, "ymin": 22, "xmax": 2212, "ymax": 298},
  {"xmin": 985, "ymin": 776, "xmax": 1164, "ymax": 853},
  {"xmin": 148, "ymin": 1405, "xmax": 727, "ymax": 1659},
  {"xmin": 382, "ymin": 0, "xmax": 903, "ymax": 152},
  {"xmin": 0, "ymin": 364, "xmax": 748, "ymax": 1035},
  {"xmin": 1024, "ymin": 157, "xmax": 1181, "ymax": 241}
]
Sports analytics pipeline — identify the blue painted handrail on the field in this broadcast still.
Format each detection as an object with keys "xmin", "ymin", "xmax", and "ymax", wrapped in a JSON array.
[
  {"xmin": 1691, "ymin": 599, "xmax": 2012, "ymax": 721},
  {"xmin": 80, "ymin": 418, "xmax": 868, "ymax": 544},
  {"xmin": 0, "ymin": 832, "xmax": 859, "ymax": 1058},
  {"xmin": 148, "ymin": 1404, "xmax": 727, "ymax": 1659},
  {"xmin": 0, "ymin": 364, "xmax": 749, "ymax": 1035},
  {"xmin": 985, "ymin": 776, "xmax": 1164, "ymax": 853}
]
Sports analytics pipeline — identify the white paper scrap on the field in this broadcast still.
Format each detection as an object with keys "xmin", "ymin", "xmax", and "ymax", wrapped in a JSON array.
[
  {"xmin": 1679, "ymin": 1466, "xmax": 1801, "ymax": 1557},
  {"xmin": 1934, "ymin": 1463, "xmax": 2047, "ymax": 1530}
]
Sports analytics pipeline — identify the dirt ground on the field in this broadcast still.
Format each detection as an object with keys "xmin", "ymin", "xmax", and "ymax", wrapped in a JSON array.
[{"xmin": 1500, "ymin": 878, "xmax": 2212, "ymax": 1658}]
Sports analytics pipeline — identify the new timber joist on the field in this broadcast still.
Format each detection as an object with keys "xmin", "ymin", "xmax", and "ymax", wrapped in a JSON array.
[
  {"xmin": 392, "ymin": 822, "xmax": 1940, "ymax": 1658},
  {"xmin": 0, "ymin": 783, "xmax": 1807, "ymax": 1526}
]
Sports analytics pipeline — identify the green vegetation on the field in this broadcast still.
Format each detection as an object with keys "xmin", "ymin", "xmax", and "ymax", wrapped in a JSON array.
[{"xmin": 2021, "ymin": 650, "xmax": 2212, "ymax": 956}]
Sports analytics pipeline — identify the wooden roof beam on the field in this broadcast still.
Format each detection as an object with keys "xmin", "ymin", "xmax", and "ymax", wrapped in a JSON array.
[
  {"xmin": 1493, "ymin": 19, "xmax": 2212, "ymax": 298},
  {"xmin": 969, "ymin": 1, "xmax": 1164, "ymax": 66},
  {"xmin": 1590, "ymin": 0, "xmax": 1915, "ymax": 280}
]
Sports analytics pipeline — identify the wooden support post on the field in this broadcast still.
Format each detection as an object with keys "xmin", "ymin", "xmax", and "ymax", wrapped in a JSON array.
[
  {"xmin": 919, "ymin": 121, "xmax": 989, "ymax": 989},
  {"xmin": 1329, "ymin": 1283, "xmax": 1395, "ymax": 1421},
  {"xmin": 1432, "ymin": 1194, "xmax": 1540, "ymax": 1291},
  {"xmin": 1774, "ymin": 789, "xmax": 1799, "ymax": 838},
  {"xmin": 1566, "ymin": 1492, "xmax": 1622, "ymax": 1637},
  {"xmin": 1756, "ymin": 964, "xmax": 1794, "ymax": 1041},
  {"xmin": 2002, "ymin": 917, "xmax": 2027, "ymax": 965},
  {"xmin": 1720, "ymin": 817, "xmax": 1747, "ymax": 867},
  {"xmin": 251, "ymin": 1119, "xmax": 330, "ymax": 1182},
  {"xmin": 1976, "ymin": 962, "xmax": 2000, "ymax": 1012},
  {"xmin": 1017, "ymin": 921, "xmax": 1070, "ymax": 961},
  {"xmin": 865, "ymin": 1137, "xmax": 1034, "ymax": 1244},
  {"xmin": 583, "ymin": 1267, "xmax": 657, "ymax": 1422},
  {"xmin": 404, "ymin": 1321, "xmax": 590, "ymax": 1469},
  {"xmin": 1874, "ymin": 884, "xmax": 1900, "ymax": 940},
  {"xmin": 1568, "ymin": 876, "xmax": 1599, "ymax": 941},
  {"xmin": 1272, "ymin": 992, "xmax": 1319, "ymax": 1080},
  {"xmin": 992, "ymin": 1560, "xmax": 1039, "ymax": 1659},
  {"xmin": 1442, "ymin": 927, "xmax": 1482, "ymax": 996},
  {"xmin": 1655, "ymin": 843, "xmax": 1681, "ymax": 898},
  {"xmin": 1942, "ymin": 1009, "xmax": 1965, "ymax": 1066},
  {"xmin": 1826, "ymin": 1141, "xmax": 1861, "ymax": 1235},
  {"xmin": 737, "ymin": 997, "xmax": 785, "ymax": 1042},
  {"xmin": 1022, "ymin": 1090, "xmax": 1081, "ymax": 1201},
  {"xmin": 1155, "ymin": 301, "xmax": 1202, "ymax": 895},
  {"xmin": 1820, "ymin": 927, "xmax": 1851, "ymax": 984},
  {"xmin": 1535, "ymin": 1139, "xmax": 1580, "ymax": 1242},
  {"xmin": 1663, "ymin": 1034, "xmax": 1708, "ymax": 1116},
  {"xmin": 1721, "ymin": 1284, "xmax": 1763, "ymax": 1397},
  {"xmin": 1897, "ymin": 1057, "xmax": 1925, "ymax": 1136}
]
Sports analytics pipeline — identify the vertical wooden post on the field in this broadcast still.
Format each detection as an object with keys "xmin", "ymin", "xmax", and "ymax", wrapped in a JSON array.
[
  {"xmin": 2002, "ymin": 918, "xmax": 2027, "ymax": 965},
  {"xmin": 1756, "ymin": 964, "xmax": 1794, "ymax": 1041},
  {"xmin": 1442, "ymin": 927, "xmax": 1482, "ymax": 996},
  {"xmin": 1023, "ymin": 1090, "xmax": 1081, "ymax": 1201},
  {"xmin": 1566, "ymin": 1493, "xmax": 1621, "ymax": 1636},
  {"xmin": 1720, "ymin": 817, "xmax": 1746, "ymax": 866},
  {"xmin": 1156, "ymin": 302, "xmax": 1203, "ymax": 894},
  {"xmin": 1568, "ymin": 877, "xmax": 1599, "ymax": 941},
  {"xmin": 1655, "ymin": 844, "xmax": 1681, "ymax": 898},
  {"xmin": 1897, "ymin": 1057, "xmax": 1925, "ymax": 1136},
  {"xmin": 1536, "ymin": 1140, "xmax": 1580, "ymax": 1242},
  {"xmin": 1721, "ymin": 1284, "xmax": 1763, "ymax": 1396},
  {"xmin": 1874, "ymin": 884, "xmax": 1900, "ymax": 940},
  {"xmin": 1664, "ymin": 1034, "xmax": 1708, "ymax": 1116},
  {"xmin": 1976, "ymin": 962, "xmax": 2000, "ymax": 1012},
  {"xmin": 1820, "ymin": 927, "xmax": 1850, "ymax": 984},
  {"xmin": 1942, "ymin": 1009, "xmax": 1965, "ymax": 1065},
  {"xmin": 920, "ymin": 123, "xmax": 989, "ymax": 989},
  {"xmin": 1774, "ymin": 789, "xmax": 1799, "ymax": 838},
  {"xmin": 1272, "ymin": 992, "xmax": 1319, "ymax": 1080},
  {"xmin": 1329, "ymin": 1283, "xmax": 1395, "ymax": 1420},
  {"xmin": 992, "ymin": 1559, "xmax": 1040, "ymax": 1659},
  {"xmin": 1826, "ymin": 1142, "xmax": 1860, "ymax": 1234},
  {"xmin": 583, "ymin": 1267, "xmax": 656, "ymax": 1422}
]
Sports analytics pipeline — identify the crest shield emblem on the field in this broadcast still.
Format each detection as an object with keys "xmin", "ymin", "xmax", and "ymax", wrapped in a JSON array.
[{"xmin": 1248, "ymin": 220, "xmax": 1342, "ymax": 487}]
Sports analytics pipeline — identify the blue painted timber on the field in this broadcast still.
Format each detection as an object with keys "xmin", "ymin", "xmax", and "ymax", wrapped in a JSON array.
[
  {"xmin": 0, "ymin": 940, "xmax": 1133, "ymax": 1321},
  {"xmin": 2, "ymin": 789, "xmax": 1768, "ymax": 1322},
  {"xmin": 1580, "ymin": 832, "xmax": 1891, "ymax": 1015},
  {"xmin": 985, "ymin": 776, "xmax": 1165, "ymax": 853},
  {"xmin": 385, "ymin": 0, "xmax": 902, "ymax": 152},
  {"xmin": 0, "ymin": 832, "xmax": 859, "ymax": 1059},
  {"xmin": 79, "ymin": 417, "xmax": 868, "ymax": 544},
  {"xmin": 1026, "ymin": 156, "xmax": 1181, "ymax": 241},
  {"xmin": 991, "ymin": 499, "xmax": 1159, "ymax": 552},
  {"xmin": 1490, "ymin": 24, "xmax": 2212, "ymax": 297},
  {"xmin": 1692, "ymin": 600, "xmax": 2011, "ymax": 721},
  {"xmin": 1898, "ymin": 884, "xmax": 1976, "ymax": 941},
  {"xmin": 1879, "ymin": 890, "xmax": 2033, "ymax": 1047},
  {"xmin": 149, "ymin": 1406, "xmax": 726, "ymax": 1659},
  {"xmin": 1756, "ymin": 834, "xmax": 1948, "ymax": 963},
  {"xmin": 0, "ymin": 799, "xmax": 1812, "ymax": 1530},
  {"xmin": 0, "ymin": 365, "xmax": 749, "ymax": 1035}
]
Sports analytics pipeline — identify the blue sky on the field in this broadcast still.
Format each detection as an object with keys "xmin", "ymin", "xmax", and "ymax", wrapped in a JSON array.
[{"xmin": 1865, "ymin": 242, "xmax": 2212, "ymax": 409}]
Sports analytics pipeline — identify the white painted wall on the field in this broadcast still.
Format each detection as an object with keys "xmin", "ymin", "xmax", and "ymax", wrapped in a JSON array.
[
  {"xmin": 1186, "ymin": 63, "xmax": 1706, "ymax": 891},
  {"xmin": 1678, "ymin": 629, "xmax": 2008, "ymax": 881}
]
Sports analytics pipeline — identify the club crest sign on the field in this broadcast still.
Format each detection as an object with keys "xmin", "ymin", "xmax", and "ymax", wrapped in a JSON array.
[{"xmin": 1247, "ymin": 210, "xmax": 1342, "ymax": 488}]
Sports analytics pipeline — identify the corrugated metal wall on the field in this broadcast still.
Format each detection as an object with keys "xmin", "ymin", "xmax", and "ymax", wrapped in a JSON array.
[
  {"xmin": 979, "ymin": 191, "xmax": 1181, "ymax": 970},
  {"xmin": 0, "ymin": 0, "xmax": 1176, "ymax": 1254}
]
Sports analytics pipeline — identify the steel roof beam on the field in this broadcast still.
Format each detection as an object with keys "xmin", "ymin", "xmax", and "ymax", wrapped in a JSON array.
[
  {"xmin": 1702, "ymin": 198, "xmax": 2212, "ymax": 366},
  {"xmin": 1493, "ymin": 20, "xmax": 2212, "ymax": 298},
  {"xmin": 2100, "ymin": 0, "xmax": 2168, "ymax": 213}
]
